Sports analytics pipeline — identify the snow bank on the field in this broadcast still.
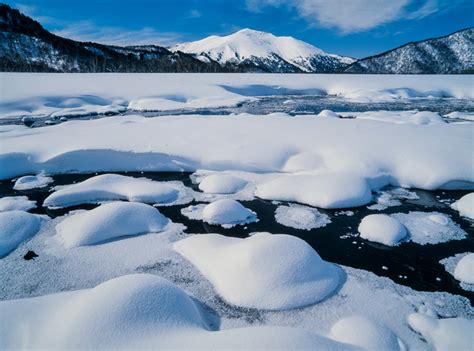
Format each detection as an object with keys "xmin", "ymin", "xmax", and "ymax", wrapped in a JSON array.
[
  {"xmin": 408, "ymin": 313, "xmax": 474, "ymax": 351},
  {"xmin": 44, "ymin": 174, "xmax": 183, "ymax": 208},
  {"xmin": 445, "ymin": 111, "xmax": 474, "ymax": 121},
  {"xmin": 2, "ymin": 74, "xmax": 472, "ymax": 119},
  {"xmin": 358, "ymin": 214, "xmax": 407, "ymax": 246},
  {"xmin": 0, "ymin": 273, "xmax": 357, "ymax": 350},
  {"xmin": 198, "ymin": 174, "xmax": 247, "ymax": 194},
  {"xmin": 1, "ymin": 114, "xmax": 472, "ymax": 193},
  {"xmin": 0, "ymin": 211, "xmax": 44, "ymax": 257},
  {"xmin": 450, "ymin": 193, "xmax": 474, "ymax": 219},
  {"xmin": 329, "ymin": 315, "xmax": 404, "ymax": 351},
  {"xmin": 0, "ymin": 196, "xmax": 36, "ymax": 212},
  {"xmin": 275, "ymin": 204, "xmax": 331, "ymax": 230},
  {"xmin": 256, "ymin": 173, "xmax": 372, "ymax": 209},
  {"xmin": 391, "ymin": 212, "xmax": 467, "ymax": 245},
  {"xmin": 55, "ymin": 202, "xmax": 169, "ymax": 248},
  {"xmin": 13, "ymin": 174, "xmax": 53, "ymax": 190},
  {"xmin": 174, "ymin": 232, "xmax": 340, "ymax": 310},
  {"xmin": 317, "ymin": 109, "xmax": 340, "ymax": 118}
]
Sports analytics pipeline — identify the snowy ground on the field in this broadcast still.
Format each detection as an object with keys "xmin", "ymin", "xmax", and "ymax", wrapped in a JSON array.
[{"xmin": 0, "ymin": 73, "xmax": 473, "ymax": 350}]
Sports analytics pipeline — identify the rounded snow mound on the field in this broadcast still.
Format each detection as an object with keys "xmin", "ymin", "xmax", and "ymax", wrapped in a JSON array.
[
  {"xmin": 202, "ymin": 199, "xmax": 257, "ymax": 227},
  {"xmin": 0, "ymin": 211, "xmax": 43, "ymax": 257},
  {"xmin": 329, "ymin": 315, "xmax": 404, "ymax": 351},
  {"xmin": 255, "ymin": 173, "xmax": 372, "ymax": 209},
  {"xmin": 451, "ymin": 193, "xmax": 474, "ymax": 219},
  {"xmin": 410, "ymin": 111, "xmax": 445, "ymax": 125},
  {"xmin": 56, "ymin": 202, "xmax": 169, "ymax": 248},
  {"xmin": 198, "ymin": 174, "xmax": 247, "ymax": 194},
  {"xmin": 44, "ymin": 174, "xmax": 179, "ymax": 208},
  {"xmin": 358, "ymin": 214, "xmax": 407, "ymax": 246},
  {"xmin": 40, "ymin": 274, "xmax": 206, "ymax": 348},
  {"xmin": 13, "ymin": 174, "xmax": 53, "ymax": 191},
  {"xmin": 282, "ymin": 152, "xmax": 326, "ymax": 172},
  {"xmin": 0, "ymin": 196, "xmax": 36, "ymax": 212},
  {"xmin": 454, "ymin": 253, "xmax": 474, "ymax": 284},
  {"xmin": 174, "ymin": 232, "xmax": 341, "ymax": 310},
  {"xmin": 317, "ymin": 109, "xmax": 340, "ymax": 118}
]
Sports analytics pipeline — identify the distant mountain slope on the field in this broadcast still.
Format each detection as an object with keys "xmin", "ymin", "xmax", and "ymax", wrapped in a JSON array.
[
  {"xmin": 0, "ymin": 4, "xmax": 230, "ymax": 72},
  {"xmin": 346, "ymin": 28, "xmax": 474, "ymax": 74},
  {"xmin": 171, "ymin": 28, "xmax": 354, "ymax": 73}
]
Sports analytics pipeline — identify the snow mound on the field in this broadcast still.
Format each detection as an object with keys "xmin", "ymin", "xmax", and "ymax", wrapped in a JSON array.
[
  {"xmin": 44, "ymin": 174, "xmax": 180, "ymax": 208},
  {"xmin": 0, "ymin": 273, "xmax": 356, "ymax": 350},
  {"xmin": 445, "ymin": 111, "xmax": 474, "ymax": 121},
  {"xmin": 408, "ymin": 313, "xmax": 474, "ymax": 351},
  {"xmin": 13, "ymin": 174, "xmax": 53, "ymax": 190},
  {"xmin": 346, "ymin": 110, "xmax": 445, "ymax": 125},
  {"xmin": 391, "ymin": 212, "xmax": 467, "ymax": 245},
  {"xmin": 55, "ymin": 202, "xmax": 169, "ymax": 248},
  {"xmin": 410, "ymin": 111, "xmax": 445, "ymax": 125},
  {"xmin": 329, "ymin": 315, "xmax": 404, "ymax": 351},
  {"xmin": 0, "ymin": 196, "xmax": 36, "ymax": 212},
  {"xmin": 0, "ymin": 211, "xmax": 44, "ymax": 257},
  {"xmin": 275, "ymin": 204, "xmax": 331, "ymax": 230},
  {"xmin": 198, "ymin": 174, "xmax": 247, "ymax": 194},
  {"xmin": 358, "ymin": 214, "xmax": 407, "ymax": 246},
  {"xmin": 453, "ymin": 253, "xmax": 474, "ymax": 285},
  {"xmin": 202, "ymin": 199, "xmax": 257, "ymax": 228},
  {"xmin": 317, "ymin": 109, "xmax": 340, "ymax": 118},
  {"xmin": 256, "ymin": 173, "xmax": 372, "ymax": 209},
  {"xmin": 450, "ymin": 193, "xmax": 474, "ymax": 219},
  {"xmin": 282, "ymin": 152, "xmax": 326, "ymax": 172},
  {"xmin": 174, "ymin": 232, "xmax": 341, "ymax": 310}
]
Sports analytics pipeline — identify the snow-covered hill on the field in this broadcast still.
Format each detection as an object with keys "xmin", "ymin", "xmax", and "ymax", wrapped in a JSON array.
[
  {"xmin": 346, "ymin": 28, "xmax": 474, "ymax": 74},
  {"xmin": 172, "ymin": 28, "xmax": 354, "ymax": 73}
]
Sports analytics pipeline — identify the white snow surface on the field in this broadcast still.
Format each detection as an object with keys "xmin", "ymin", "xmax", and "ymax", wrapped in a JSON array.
[
  {"xmin": 0, "ymin": 211, "xmax": 44, "ymax": 257},
  {"xmin": 445, "ymin": 111, "xmax": 474, "ymax": 121},
  {"xmin": 198, "ymin": 173, "xmax": 247, "ymax": 194},
  {"xmin": 1, "ymin": 74, "xmax": 472, "ymax": 118},
  {"xmin": 391, "ymin": 212, "xmax": 467, "ymax": 245},
  {"xmin": 0, "ymin": 196, "xmax": 36, "ymax": 212},
  {"xmin": 450, "ymin": 193, "xmax": 474, "ymax": 219},
  {"xmin": 172, "ymin": 29, "xmax": 353, "ymax": 72},
  {"xmin": 256, "ymin": 173, "xmax": 372, "ymax": 209},
  {"xmin": 408, "ymin": 313, "xmax": 474, "ymax": 351},
  {"xmin": 174, "ymin": 232, "xmax": 341, "ymax": 310},
  {"xmin": 43, "ymin": 174, "xmax": 189, "ymax": 208},
  {"xmin": 368, "ymin": 187, "xmax": 419, "ymax": 211},
  {"xmin": 358, "ymin": 214, "xmax": 407, "ymax": 246},
  {"xmin": 275, "ymin": 204, "xmax": 331, "ymax": 230},
  {"xmin": 342, "ymin": 110, "xmax": 446, "ymax": 125},
  {"xmin": 13, "ymin": 174, "xmax": 53, "ymax": 190},
  {"xmin": 55, "ymin": 202, "xmax": 170, "ymax": 248},
  {"xmin": 329, "ymin": 315, "xmax": 405, "ymax": 351},
  {"xmin": 2, "ymin": 114, "xmax": 471, "ymax": 194}
]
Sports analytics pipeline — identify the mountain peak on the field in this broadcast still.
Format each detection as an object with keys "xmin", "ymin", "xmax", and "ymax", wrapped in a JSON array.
[{"xmin": 172, "ymin": 29, "xmax": 354, "ymax": 73}]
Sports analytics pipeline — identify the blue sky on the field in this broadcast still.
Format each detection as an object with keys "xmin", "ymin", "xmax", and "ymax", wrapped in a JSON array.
[{"xmin": 5, "ymin": 0, "xmax": 473, "ymax": 58}]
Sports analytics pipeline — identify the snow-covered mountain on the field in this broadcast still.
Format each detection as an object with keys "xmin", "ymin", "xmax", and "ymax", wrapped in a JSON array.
[
  {"xmin": 172, "ymin": 29, "xmax": 354, "ymax": 73},
  {"xmin": 346, "ymin": 28, "xmax": 474, "ymax": 74}
]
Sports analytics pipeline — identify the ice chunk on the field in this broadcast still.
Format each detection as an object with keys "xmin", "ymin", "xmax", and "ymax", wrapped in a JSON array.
[
  {"xmin": 329, "ymin": 315, "xmax": 404, "ymax": 351},
  {"xmin": 13, "ymin": 174, "xmax": 53, "ymax": 190},
  {"xmin": 174, "ymin": 232, "xmax": 340, "ymax": 310},
  {"xmin": 44, "ymin": 174, "xmax": 181, "ymax": 208},
  {"xmin": 0, "ymin": 211, "xmax": 44, "ymax": 257},
  {"xmin": 0, "ymin": 196, "xmax": 36, "ymax": 212},
  {"xmin": 55, "ymin": 202, "xmax": 170, "ymax": 248},
  {"xmin": 198, "ymin": 174, "xmax": 247, "ymax": 194},
  {"xmin": 275, "ymin": 204, "xmax": 331, "ymax": 230},
  {"xmin": 358, "ymin": 214, "xmax": 407, "ymax": 246},
  {"xmin": 450, "ymin": 193, "xmax": 474, "ymax": 219},
  {"xmin": 256, "ymin": 173, "xmax": 372, "ymax": 209},
  {"xmin": 408, "ymin": 313, "xmax": 474, "ymax": 351},
  {"xmin": 202, "ymin": 199, "xmax": 257, "ymax": 228},
  {"xmin": 391, "ymin": 212, "xmax": 467, "ymax": 245}
]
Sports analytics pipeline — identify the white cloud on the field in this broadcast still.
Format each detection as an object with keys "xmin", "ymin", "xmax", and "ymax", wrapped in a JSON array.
[
  {"xmin": 52, "ymin": 21, "xmax": 183, "ymax": 47},
  {"xmin": 246, "ymin": 0, "xmax": 447, "ymax": 33}
]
